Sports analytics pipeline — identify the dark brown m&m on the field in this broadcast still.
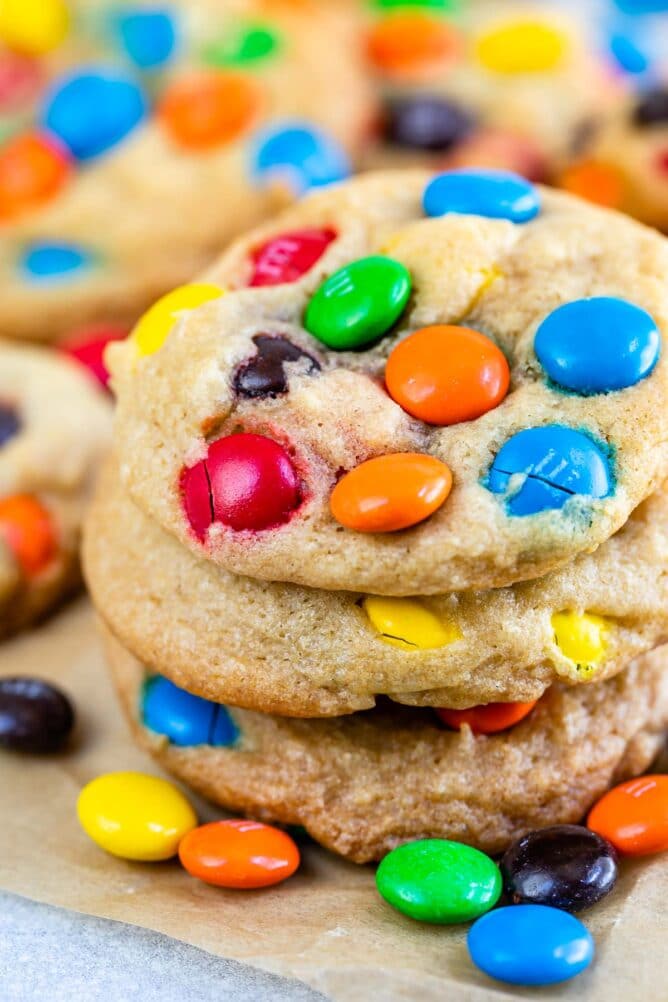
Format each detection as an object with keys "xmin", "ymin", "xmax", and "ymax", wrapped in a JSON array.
[
  {"xmin": 0, "ymin": 404, "xmax": 20, "ymax": 447},
  {"xmin": 383, "ymin": 96, "xmax": 474, "ymax": 152},
  {"xmin": 633, "ymin": 87, "xmax": 668, "ymax": 127},
  {"xmin": 0, "ymin": 676, "xmax": 74, "ymax": 753},
  {"xmin": 234, "ymin": 335, "xmax": 320, "ymax": 398}
]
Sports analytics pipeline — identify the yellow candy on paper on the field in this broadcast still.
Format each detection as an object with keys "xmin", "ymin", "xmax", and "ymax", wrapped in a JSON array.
[
  {"xmin": 363, "ymin": 596, "xmax": 461, "ymax": 651},
  {"xmin": 475, "ymin": 20, "xmax": 567, "ymax": 74},
  {"xmin": 131, "ymin": 283, "xmax": 224, "ymax": 358},
  {"xmin": 0, "ymin": 0, "xmax": 69, "ymax": 55},
  {"xmin": 77, "ymin": 771, "xmax": 197, "ymax": 861},
  {"xmin": 551, "ymin": 611, "xmax": 610, "ymax": 672}
]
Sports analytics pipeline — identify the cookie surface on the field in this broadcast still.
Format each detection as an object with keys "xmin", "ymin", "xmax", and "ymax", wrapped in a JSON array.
[
  {"xmin": 0, "ymin": 342, "xmax": 111, "ymax": 637},
  {"xmin": 85, "ymin": 462, "xmax": 668, "ymax": 715},
  {"xmin": 106, "ymin": 627, "xmax": 668, "ymax": 863},
  {"xmin": 110, "ymin": 171, "xmax": 668, "ymax": 595}
]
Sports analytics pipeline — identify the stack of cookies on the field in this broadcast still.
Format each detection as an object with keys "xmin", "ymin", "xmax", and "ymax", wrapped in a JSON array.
[{"xmin": 85, "ymin": 169, "xmax": 668, "ymax": 863}]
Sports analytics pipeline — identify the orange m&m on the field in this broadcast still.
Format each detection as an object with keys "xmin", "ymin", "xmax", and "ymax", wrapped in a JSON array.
[
  {"xmin": 587, "ymin": 775, "xmax": 668, "ymax": 856},
  {"xmin": 158, "ymin": 70, "xmax": 261, "ymax": 150},
  {"xmin": 385, "ymin": 324, "xmax": 510, "ymax": 426},
  {"xmin": 179, "ymin": 819, "xmax": 300, "ymax": 889},
  {"xmin": 330, "ymin": 452, "xmax": 452, "ymax": 533},
  {"xmin": 436, "ymin": 700, "xmax": 538, "ymax": 734},
  {"xmin": 0, "ymin": 494, "xmax": 57, "ymax": 576},
  {"xmin": 560, "ymin": 160, "xmax": 625, "ymax": 210},
  {"xmin": 0, "ymin": 131, "xmax": 70, "ymax": 220},
  {"xmin": 366, "ymin": 13, "xmax": 461, "ymax": 76}
]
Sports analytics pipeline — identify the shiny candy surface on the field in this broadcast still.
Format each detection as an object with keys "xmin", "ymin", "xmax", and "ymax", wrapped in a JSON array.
[
  {"xmin": 252, "ymin": 123, "xmax": 350, "ymax": 193},
  {"xmin": 0, "ymin": 677, "xmax": 74, "ymax": 753},
  {"xmin": 305, "ymin": 256, "xmax": 411, "ymax": 350},
  {"xmin": 77, "ymin": 771, "xmax": 197, "ymax": 861},
  {"xmin": 330, "ymin": 453, "xmax": 452, "ymax": 533},
  {"xmin": 234, "ymin": 334, "xmax": 320, "ymax": 398},
  {"xmin": 0, "ymin": 404, "xmax": 21, "ymax": 447},
  {"xmin": 467, "ymin": 905, "xmax": 594, "ymax": 986},
  {"xmin": 142, "ymin": 675, "xmax": 239, "ymax": 747},
  {"xmin": 475, "ymin": 20, "xmax": 567, "ymax": 74},
  {"xmin": 0, "ymin": 132, "xmax": 70, "ymax": 219},
  {"xmin": 385, "ymin": 324, "xmax": 509, "ymax": 425},
  {"xmin": 376, "ymin": 839, "xmax": 502, "ymax": 924},
  {"xmin": 20, "ymin": 242, "xmax": 91, "ymax": 281},
  {"xmin": 501, "ymin": 825, "xmax": 618, "ymax": 912},
  {"xmin": 0, "ymin": 0, "xmax": 69, "ymax": 56},
  {"xmin": 382, "ymin": 95, "xmax": 474, "ymax": 152},
  {"xmin": 436, "ymin": 700, "xmax": 537, "ymax": 734},
  {"xmin": 423, "ymin": 169, "xmax": 541, "ymax": 222},
  {"xmin": 179, "ymin": 820, "xmax": 300, "ymax": 889},
  {"xmin": 116, "ymin": 8, "xmax": 178, "ymax": 69},
  {"xmin": 0, "ymin": 494, "xmax": 57, "ymax": 575},
  {"xmin": 159, "ymin": 71, "xmax": 260, "ymax": 150},
  {"xmin": 366, "ymin": 13, "xmax": 461, "ymax": 75},
  {"xmin": 487, "ymin": 425, "xmax": 613, "ymax": 516},
  {"xmin": 182, "ymin": 432, "xmax": 300, "ymax": 537},
  {"xmin": 535, "ymin": 297, "xmax": 660, "ymax": 394},
  {"xmin": 131, "ymin": 283, "xmax": 223, "ymax": 357},
  {"xmin": 249, "ymin": 228, "xmax": 335, "ymax": 287},
  {"xmin": 588, "ymin": 775, "xmax": 668, "ymax": 855},
  {"xmin": 551, "ymin": 611, "xmax": 609, "ymax": 673},
  {"xmin": 363, "ymin": 596, "xmax": 460, "ymax": 650},
  {"xmin": 43, "ymin": 68, "xmax": 147, "ymax": 161},
  {"xmin": 61, "ymin": 324, "xmax": 128, "ymax": 388}
]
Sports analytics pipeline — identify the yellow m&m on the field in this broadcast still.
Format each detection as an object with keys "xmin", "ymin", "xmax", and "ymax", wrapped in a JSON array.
[
  {"xmin": 0, "ymin": 0, "xmax": 69, "ymax": 56},
  {"xmin": 131, "ymin": 283, "xmax": 223, "ymax": 358},
  {"xmin": 363, "ymin": 596, "xmax": 460, "ymax": 651},
  {"xmin": 77, "ymin": 771, "xmax": 197, "ymax": 861},
  {"xmin": 475, "ymin": 20, "xmax": 567, "ymax": 75},
  {"xmin": 551, "ymin": 611, "xmax": 610, "ymax": 674}
]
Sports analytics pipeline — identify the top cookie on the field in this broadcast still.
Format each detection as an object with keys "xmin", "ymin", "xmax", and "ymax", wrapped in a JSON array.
[{"xmin": 110, "ymin": 170, "xmax": 668, "ymax": 595}]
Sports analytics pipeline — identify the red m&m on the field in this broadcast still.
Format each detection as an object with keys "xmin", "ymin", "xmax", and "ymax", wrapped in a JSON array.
[{"xmin": 249, "ymin": 228, "xmax": 336, "ymax": 287}]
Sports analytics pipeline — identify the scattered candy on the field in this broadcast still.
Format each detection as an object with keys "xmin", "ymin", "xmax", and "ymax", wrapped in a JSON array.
[
  {"xmin": 77, "ymin": 771, "xmax": 197, "ymax": 861},
  {"xmin": 305, "ymin": 256, "xmax": 411, "ymax": 351},
  {"xmin": 0, "ymin": 494, "xmax": 57, "ymax": 575},
  {"xmin": 0, "ymin": 677, "xmax": 74, "ymax": 753},
  {"xmin": 363, "ymin": 596, "xmax": 460, "ymax": 650},
  {"xmin": 234, "ymin": 335, "xmax": 320, "ymax": 398},
  {"xmin": 182, "ymin": 432, "xmax": 300, "ymax": 537},
  {"xmin": 0, "ymin": 52, "xmax": 44, "ymax": 113},
  {"xmin": 551, "ymin": 611, "xmax": 609, "ymax": 672},
  {"xmin": 487, "ymin": 425, "xmax": 613, "ymax": 516},
  {"xmin": 382, "ymin": 95, "xmax": 473, "ymax": 152},
  {"xmin": 115, "ymin": 8, "xmax": 178, "ymax": 70},
  {"xmin": 249, "ymin": 228, "xmax": 336, "ymax": 287},
  {"xmin": 366, "ymin": 12, "xmax": 461, "ymax": 75},
  {"xmin": 560, "ymin": 160, "xmax": 625, "ymax": 209},
  {"xmin": 131, "ymin": 283, "xmax": 223, "ymax": 358},
  {"xmin": 423, "ymin": 168, "xmax": 541, "ymax": 222},
  {"xmin": 436, "ymin": 700, "xmax": 537, "ymax": 734},
  {"xmin": 159, "ymin": 71, "xmax": 260, "ymax": 150},
  {"xmin": 501, "ymin": 825, "xmax": 618, "ymax": 912},
  {"xmin": 0, "ymin": 404, "xmax": 21, "ymax": 447},
  {"xmin": 0, "ymin": 0, "xmax": 69, "ymax": 56},
  {"xmin": 142, "ymin": 675, "xmax": 239, "ymax": 747},
  {"xmin": 467, "ymin": 904, "xmax": 594, "ymax": 986},
  {"xmin": 203, "ymin": 23, "xmax": 281, "ymax": 68},
  {"xmin": 43, "ymin": 68, "xmax": 147, "ymax": 161},
  {"xmin": 633, "ymin": 87, "xmax": 668, "ymax": 126},
  {"xmin": 252, "ymin": 122, "xmax": 350, "ymax": 193},
  {"xmin": 0, "ymin": 131, "xmax": 70, "ymax": 219},
  {"xmin": 535, "ymin": 298, "xmax": 660, "ymax": 395},
  {"xmin": 385, "ymin": 324, "xmax": 510, "ymax": 426},
  {"xmin": 179, "ymin": 819, "xmax": 300, "ymax": 889},
  {"xmin": 475, "ymin": 20, "xmax": 567, "ymax": 74},
  {"xmin": 588, "ymin": 775, "xmax": 668, "ymax": 855},
  {"xmin": 20, "ymin": 242, "xmax": 92, "ymax": 281},
  {"xmin": 61, "ymin": 324, "xmax": 128, "ymax": 388},
  {"xmin": 376, "ymin": 839, "xmax": 501, "ymax": 924},
  {"xmin": 330, "ymin": 452, "xmax": 452, "ymax": 533}
]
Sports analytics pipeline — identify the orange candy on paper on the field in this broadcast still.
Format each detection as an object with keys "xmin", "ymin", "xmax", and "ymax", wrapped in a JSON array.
[
  {"xmin": 159, "ymin": 71, "xmax": 261, "ymax": 150},
  {"xmin": 436, "ymin": 700, "xmax": 538, "ymax": 735},
  {"xmin": 0, "ymin": 494, "xmax": 57, "ymax": 576},
  {"xmin": 330, "ymin": 452, "xmax": 452, "ymax": 533},
  {"xmin": 179, "ymin": 819, "xmax": 300, "ymax": 889},
  {"xmin": 587, "ymin": 775, "xmax": 668, "ymax": 856},
  {"xmin": 0, "ymin": 131, "xmax": 70, "ymax": 219},
  {"xmin": 385, "ymin": 324, "xmax": 510, "ymax": 426},
  {"xmin": 367, "ymin": 13, "xmax": 461, "ymax": 75}
]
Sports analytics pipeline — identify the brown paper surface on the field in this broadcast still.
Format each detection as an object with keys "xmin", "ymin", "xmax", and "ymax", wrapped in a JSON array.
[{"xmin": 0, "ymin": 599, "xmax": 666, "ymax": 1002}]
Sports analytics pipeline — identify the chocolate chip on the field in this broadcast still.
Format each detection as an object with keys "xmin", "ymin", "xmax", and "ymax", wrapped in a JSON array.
[
  {"xmin": 0, "ymin": 677, "xmax": 75, "ymax": 753},
  {"xmin": 382, "ymin": 96, "xmax": 474, "ymax": 152},
  {"xmin": 0, "ymin": 404, "xmax": 20, "ymax": 448},
  {"xmin": 633, "ymin": 88, "xmax": 668, "ymax": 127},
  {"xmin": 234, "ymin": 335, "xmax": 320, "ymax": 398}
]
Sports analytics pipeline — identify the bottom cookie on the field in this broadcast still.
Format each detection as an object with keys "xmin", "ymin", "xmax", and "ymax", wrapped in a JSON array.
[{"xmin": 105, "ymin": 626, "xmax": 668, "ymax": 864}]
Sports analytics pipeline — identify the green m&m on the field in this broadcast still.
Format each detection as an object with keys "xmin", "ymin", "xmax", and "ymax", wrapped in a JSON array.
[
  {"xmin": 203, "ymin": 23, "xmax": 281, "ymax": 68},
  {"xmin": 304, "ymin": 255, "xmax": 411, "ymax": 350},
  {"xmin": 376, "ymin": 838, "xmax": 502, "ymax": 924}
]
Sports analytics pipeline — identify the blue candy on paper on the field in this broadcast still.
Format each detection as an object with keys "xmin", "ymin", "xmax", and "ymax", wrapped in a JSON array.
[
  {"xmin": 116, "ymin": 8, "xmax": 178, "ymax": 69},
  {"xmin": 252, "ymin": 122, "xmax": 350, "ymax": 194},
  {"xmin": 21, "ymin": 242, "xmax": 92, "ymax": 280},
  {"xmin": 423, "ymin": 169, "xmax": 540, "ymax": 223},
  {"xmin": 142, "ymin": 675, "xmax": 239, "ymax": 747}
]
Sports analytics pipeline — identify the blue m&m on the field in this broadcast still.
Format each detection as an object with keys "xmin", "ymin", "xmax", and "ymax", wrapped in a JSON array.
[
  {"xmin": 142, "ymin": 675, "xmax": 240, "ymax": 747},
  {"xmin": 42, "ymin": 67, "xmax": 147, "ymax": 161},
  {"xmin": 467, "ymin": 905, "xmax": 594, "ymax": 986},
  {"xmin": 535, "ymin": 297, "xmax": 660, "ymax": 395},
  {"xmin": 252, "ymin": 122, "xmax": 350, "ymax": 194},
  {"xmin": 115, "ymin": 8, "xmax": 178, "ymax": 70},
  {"xmin": 20, "ymin": 241, "xmax": 92, "ymax": 281},
  {"xmin": 423, "ymin": 169, "xmax": 541, "ymax": 223},
  {"xmin": 487, "ymin": 425, "xmax": 613, "ymax": 516}
]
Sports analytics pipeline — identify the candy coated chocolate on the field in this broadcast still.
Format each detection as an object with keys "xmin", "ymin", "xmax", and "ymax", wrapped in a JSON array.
[
  {"xmin": 383, "ymin": 95, "xmax": 474, "ymax": 152},
  {"xmin": 252, "ymin": 123, "xmax": 350, "ymax": 193},
  {"xmin": 633, "ymin": 86, "xmax": 668, "ymax": 126},
  {"xmin": 115, "ymin": 8, "xmax": 178, "ymax": 69},
  {"xmin": 142, "ymin": 675, "xmax": 239, "ymax": 747},
  {"xmin": 249, "ymin": 228, "xmax": 335, "ymax": 287},
  {"xmin": 0, "ymin": 403, "xmax": 20, "ymax": 447},
  {"xmin": 423, "ymin": 168, "xmax": 541, "ymax": 222},
  {"xmin": 0, "ymin": 676, "xmax": 74, "ymax": 753},
  {"xmin": 20, "ymin": 242, "xmax": 91, "ymax": 280}
]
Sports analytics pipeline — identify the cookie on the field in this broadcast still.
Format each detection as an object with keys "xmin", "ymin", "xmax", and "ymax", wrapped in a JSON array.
[
  {"xmin": 0, "ymin": 0, "xmax": 371, "ymax": 342},
  {"xmin": 0, "ymin": 341, "xmax": 111, "ymax": 637},
  {"xmin": 109, "ymin": 170, "xmax": 668, "ymax": 595},
  {"xmin": 85, "ymin": 462, "xmax": 668, "ymax": 715},
  {"xmin": 106, "ymin": 626, "xmax": 668, "ymax": 863}
]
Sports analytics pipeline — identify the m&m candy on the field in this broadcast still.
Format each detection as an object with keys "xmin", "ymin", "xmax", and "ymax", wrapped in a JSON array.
[
  {"xmin": 252, "ymin": 123, "xmax": 350, "ymax": 193},
  {"xmin": 0, "ymin": 132, "xmax": 70, "ymax": 219},
  {"xmin": 115, "ymin": 8, "xmax": 178, "ymax": 70},
  {"xmin": 551, "ymin": 611, "xmax": 610, "ymax": 672},
  {"xmin": 363, "ymin": 596, "xmax": 460, "ymax": 650},
  {"xmin": 249, "ymin": 228, "xmax": 336, "ymax": 287},
  {"xmin": 475, "ymin": 20, "xmax": 567, "ymax": 74},
  {"xmin": 436, "ymin": 700, "xmax": 537, "ymax": 734},
  {"xmin": 0, "ymin": 676, "xmax": 74, "ymax": 753},
  {"xmin": 383, "ymin": 95, "xmax": 473, "ymax": 152},
  {"xmin": 142, "ymin": 675, "xmax": 239, "ymax": 747},
  {"xmin": 0, "ymin": 0, "xmax": 69, "ymax": 56},
  {"xmin": 633, "ymin": 87, "xmax": 668, "ymax": 126},
  {"xmin": 20, "ymin": 242, "xmax": 92, "ymax": 282},
  {"xmin": 0, "ymin": 52, "xmax": 44, "ymax": 113},
  {"xmin": 423, "ymin": 168, "xmax": 541, "ymax": 223},
  {"xmin": 0, "ymin": 404, "xmax": 21, "ymax": 447},
  {"xmin": 560, "ymin": 160, "xmax": 625, "ymax": 210},
  {"xmin": 203, "ymin": 23, "xmax": 281, "ymax": 68},
  {"xmin": 159, "ymin": 71, "xmax": 260, "ymax": 150},
  {"xmin": 61, "ymin": 324, "xmax": 128, "ymax": 388},
  {"xmin": 366, "ymin": 12, "xmax": 461, "ymax": 75},
  {"xmin": 0, "ymin": 494, "xmax": 57, "ymax": 575},
  {"xmin": 131, "ymin": 283, "xmax": 223, "ymax": 357},
  {"xmin": 588, "ymin": 775, "xmax": 668, "ymax": 855},
  {"xmin": 179, "ymin": 820, "xmax": 300, "ymax": 889}
]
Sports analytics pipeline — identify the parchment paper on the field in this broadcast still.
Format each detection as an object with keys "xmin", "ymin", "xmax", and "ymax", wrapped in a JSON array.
[{"xmin": 0, "ymin": 599, "xmax": 666, "ymax": 1002}]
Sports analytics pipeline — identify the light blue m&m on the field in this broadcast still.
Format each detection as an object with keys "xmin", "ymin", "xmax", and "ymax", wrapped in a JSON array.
[
  {"xmin": 20, "ymin": 242, "xmax": 92, "ymax": 281},
  {"xmin": 535, "ymin": 297, "xmax": 660, "ymax": 395},
  {"xmin": 423, "ymin": 169, "xmax": 541, "ymax": 223},
  {"xmin": 42, "ymin": 67, "xmax": 147, "ymax": 161},
  {"xmin": 142, "ymin": 675, "xmax": 240, "ymax": 747},
  {"xmin": 115, "ymin": 8, "xmax": 178, "ymax": 69},
  {"xmin": 487, "ymin": 425, "xmax": 613, "ymax": 516},
  {"xmin": 467, "ymin": 905, "xmax": 594, "ymax": 986},
  {"xmin": 252, "ymin": 122, "xmax": 350, "ymax": 194}
]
